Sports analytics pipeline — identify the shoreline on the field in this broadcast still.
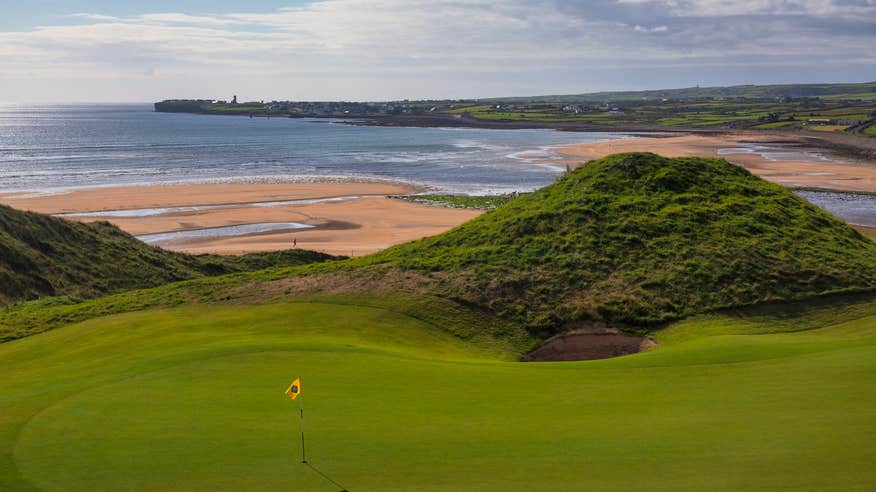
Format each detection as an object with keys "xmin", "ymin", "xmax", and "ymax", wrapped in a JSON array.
[
  {"xmin": 0, "ymin": 174, "xmax": 430, "ymax": 201},
  {"xmin": 0, "ymin": 181, "xmax": 421, "ymax": 214}
]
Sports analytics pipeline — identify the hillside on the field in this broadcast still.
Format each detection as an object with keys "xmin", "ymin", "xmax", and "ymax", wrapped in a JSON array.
[
  {"xmin": 359, "ymin": 153, "xmax": 876, "ymax": 334},
  {"xmin": 0, "ymin": 204, "xmax": 335, "ymax": 305},
  {"xmin": 485, "ymin": 81, "xmax": 876, "ymax": 103}
]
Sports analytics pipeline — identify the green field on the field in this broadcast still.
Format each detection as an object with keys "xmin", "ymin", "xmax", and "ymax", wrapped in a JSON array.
[
  {"xmin": 2, "ymin": 298, "xmax": 875, "ymax": 491},
  {"xmin": 393, "ymin": 194, "xmax": 522, "ymax": 210},
  {"xmin": 822, "ymin": 92, "xmax": 876, "ymax": 101}
]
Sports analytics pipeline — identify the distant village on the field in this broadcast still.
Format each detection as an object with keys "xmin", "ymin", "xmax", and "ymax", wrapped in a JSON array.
[
  {"xmin": 154, "ymin": 95, "xmax": 628, "ymax": 118},
  {"xmin": 154, "ymin": 89, "xmax": 876, "ymax": 135},
  {"xmin": 155, "ymin": 96, "xmax": 475, "ymax": 117}
]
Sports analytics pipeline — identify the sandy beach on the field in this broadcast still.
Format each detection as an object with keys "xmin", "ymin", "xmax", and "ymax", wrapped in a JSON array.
[
  {"xmin": 560, "ymin": 133, "xmax": 876, "ymax": 193},
  {"xmin": 0, "ymin": 182, "xmax": 482, "ymax": 256}
]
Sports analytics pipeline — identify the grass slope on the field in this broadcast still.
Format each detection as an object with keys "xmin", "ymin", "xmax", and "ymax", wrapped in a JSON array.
[
  {"xmin": 362, "ymin": 153, "xmax": 876, "ymax": 333},
  {"xmin": 0, "ymin": 298, "xmax": 874, "ymax": 491},
  {"xmin": 0, "ymin": 204, "xmax": 335, "ymax": 305}
]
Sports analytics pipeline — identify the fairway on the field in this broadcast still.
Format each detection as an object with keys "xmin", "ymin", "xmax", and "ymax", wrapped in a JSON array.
[{"xmin": 1, "ymin": 301, "xmax": 875, "ymax": 491}]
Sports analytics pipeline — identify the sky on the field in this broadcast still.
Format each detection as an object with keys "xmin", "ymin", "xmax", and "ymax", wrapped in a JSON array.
[{"xmin": 1, "ymin": 0, "xmax": 874, "ymax": 103}]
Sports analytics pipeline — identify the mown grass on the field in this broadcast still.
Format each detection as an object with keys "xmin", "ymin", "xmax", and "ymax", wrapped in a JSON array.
[{"xmin": 0, "ymin": 298, "xmax": 873, "ymax": 491}]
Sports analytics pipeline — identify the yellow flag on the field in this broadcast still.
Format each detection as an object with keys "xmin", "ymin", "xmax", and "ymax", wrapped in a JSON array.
[{"xmin": 285, "ymin": 378, "xmax": 301, "ymax": 400}]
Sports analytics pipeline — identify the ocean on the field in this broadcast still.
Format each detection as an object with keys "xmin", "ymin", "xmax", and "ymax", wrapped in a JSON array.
[{"xmin": 0, "ymin": 103, "xmax": 622, "ymax": 195}]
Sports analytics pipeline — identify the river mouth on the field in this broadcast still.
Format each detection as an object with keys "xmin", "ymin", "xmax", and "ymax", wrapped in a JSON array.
[
  {"xmin": 522, "ymin": 326, "xmax": 658, "ymax": 362},
  {"xmin": 137, "ymin": 222, "xmax": 314, "ymax": 244}
]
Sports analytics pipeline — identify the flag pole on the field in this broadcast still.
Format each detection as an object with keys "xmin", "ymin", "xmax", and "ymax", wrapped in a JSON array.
[{"xmin": 298, "ymin": 391, "xmax": 307, "ymax": 463}]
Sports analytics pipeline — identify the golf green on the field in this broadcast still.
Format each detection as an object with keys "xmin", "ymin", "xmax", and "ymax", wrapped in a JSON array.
[{"xmin": 1, "ymin": 302, "xmax": 874, "ymax": 491}]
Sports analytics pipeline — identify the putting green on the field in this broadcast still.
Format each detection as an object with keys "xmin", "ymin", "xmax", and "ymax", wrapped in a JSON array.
[{"xmin": 2, "ymin": 302, "xmax": 875, "ymax": 491}]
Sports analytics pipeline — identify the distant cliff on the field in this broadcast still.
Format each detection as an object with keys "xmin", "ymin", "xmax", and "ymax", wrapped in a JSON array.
[{"xmin": 154, "ymin": 100, "xmax": 212, "ymax": 113}]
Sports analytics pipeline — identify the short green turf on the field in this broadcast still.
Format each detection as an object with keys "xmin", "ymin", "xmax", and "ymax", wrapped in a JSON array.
[{"xmin": 1, "ymin": 301, "xmax": 874, "ymax": 491}]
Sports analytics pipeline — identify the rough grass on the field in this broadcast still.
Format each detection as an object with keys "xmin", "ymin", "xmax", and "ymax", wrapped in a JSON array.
[
  {"xmin": 360, "ymin": 153, "xmax": 876, "ymax": 333},
  {"xmin": 0, "ymin": 298, "xmax": 874, "ymax": 491},
  {"xmin": 0, "ymin": 204, "xmax": 336, "ymax": 305}
]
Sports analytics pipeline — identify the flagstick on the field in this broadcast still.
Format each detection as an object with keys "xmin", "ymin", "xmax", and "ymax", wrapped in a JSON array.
[{"xmin": 298, "ymin": 393, "xmax": 307, "ymax": 464}]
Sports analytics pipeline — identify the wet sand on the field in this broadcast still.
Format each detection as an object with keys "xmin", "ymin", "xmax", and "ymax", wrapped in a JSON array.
[
  {"xmin": 560, "ymin": 133, "xmax": 876, "ymax": 193},
  {"xmin": 0, "ymin": 182, "xmax": 482, "ymax": 256},
  {"xmin": 0, "ymin": 182, "xmax": 415, "ymax": 214}
]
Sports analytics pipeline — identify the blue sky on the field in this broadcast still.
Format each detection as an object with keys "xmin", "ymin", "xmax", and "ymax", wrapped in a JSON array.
[
  {"xmin": 0, "ymin": 1, "xmax": 310, "ymax": 30},
  {"xmin": 1, "ymin": 0, "xmax": 874, "ymax": 102}
]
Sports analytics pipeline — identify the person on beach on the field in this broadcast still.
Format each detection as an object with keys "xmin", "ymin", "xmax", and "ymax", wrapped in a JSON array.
[{"xmin": 293, "ymin": 238, "xmax": 297, "ymax": 248}]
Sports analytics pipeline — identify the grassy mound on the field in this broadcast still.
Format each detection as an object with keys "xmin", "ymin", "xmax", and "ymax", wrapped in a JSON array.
[
  {"xmin": 363, "ymin": 153, "xmax": 876, "ymax": 333},
  {"xmin": 0, "ymin": 204, "xmax": 335, "ymax": 305},
  {"xmin": 1, "ymin": 298, "xmax": 874, "ymax": 491}
]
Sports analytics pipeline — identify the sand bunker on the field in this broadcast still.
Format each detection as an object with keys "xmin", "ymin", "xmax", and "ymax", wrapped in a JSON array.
[{"xmin": 522, "ymin": 326, "xmax": 658, "ymax": 362}]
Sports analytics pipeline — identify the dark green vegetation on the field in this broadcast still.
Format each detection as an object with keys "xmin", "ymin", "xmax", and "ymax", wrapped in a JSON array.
[
  {"xmin": 0, "ymin": 204, "xmax": 335, "ymax": 306},
  {"xmin": 393, "ymin": 193, "xmax": 522, "ymax": 210},
  {"xmin": 154, "ymin": 99, "xmax": 265, "ymax": 114},
  {"xmin": 3, "ymin": 154, "xmax": 874, "ymax": 345},
  {"xmin": 1, "ymin": 296, "xmax": 874, "ymax": 491},
  {"xmin": 363, "ymin": 153, "xmax": 876, "ymax": 333}
]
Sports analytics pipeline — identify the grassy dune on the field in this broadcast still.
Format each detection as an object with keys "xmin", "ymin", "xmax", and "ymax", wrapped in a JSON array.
[
  {"xmin": 1, "ymin": 298, "xmax": 874, "ymax": 491},
  {"xmin": 0, "ymin": 204, "xmax": 335, "ymax": 305}
]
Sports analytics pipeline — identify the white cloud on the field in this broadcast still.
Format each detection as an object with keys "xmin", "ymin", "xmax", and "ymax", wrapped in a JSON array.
[
  {"xmin": 67, "ymin": 13, "xmax": 122, "ymax": 21},
  {"xmin": 1, "ymin": 0, "xmax": 874, "ymax": 101},
  {"xmin": 633, "ymin": 24, "xmax": 668, "ymax": 32},
  {"xmin": 615, "ymin": 0, "xmax": 876, "ymax": 17}
]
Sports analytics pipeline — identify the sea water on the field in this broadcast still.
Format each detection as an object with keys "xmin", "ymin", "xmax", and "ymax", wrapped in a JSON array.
[{"xmin": 0, "ymin": 103, "xmax": 622, "ymax": 195}]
